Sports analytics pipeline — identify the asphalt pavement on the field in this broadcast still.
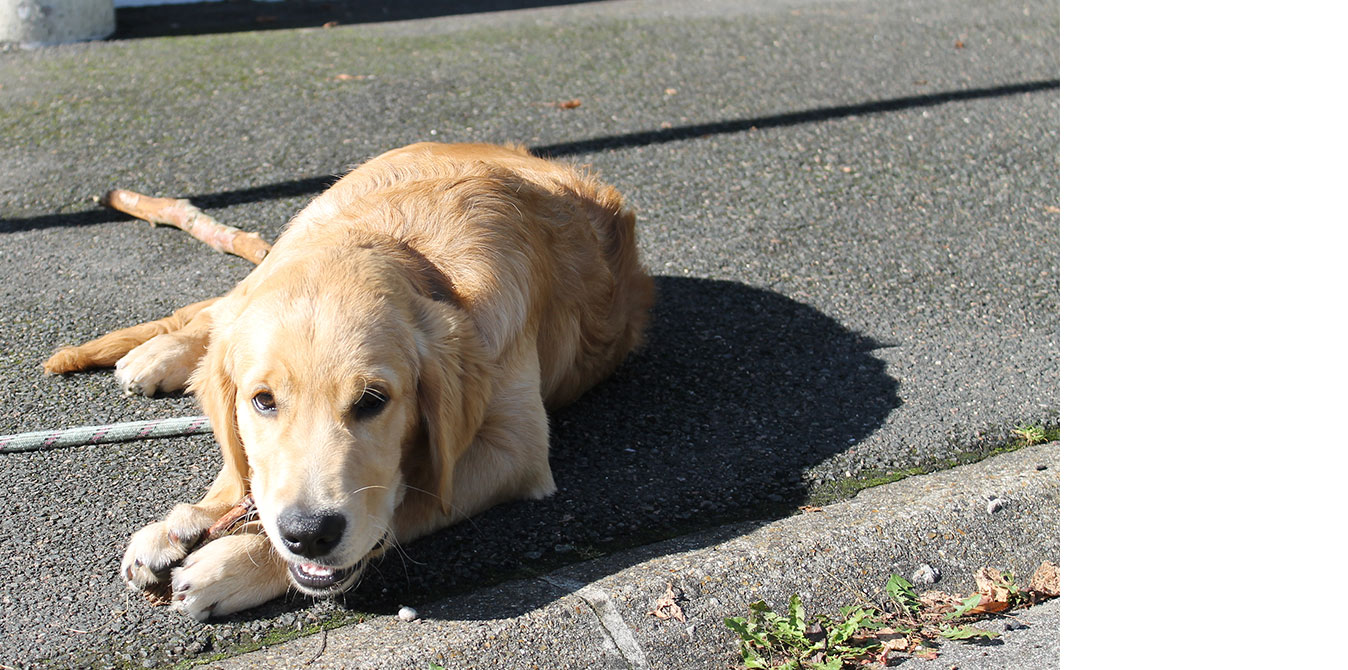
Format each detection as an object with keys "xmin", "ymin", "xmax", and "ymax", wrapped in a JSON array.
[{"xmin": 0, "ymin": 0, "xmax": 1059, "ymax": 667}]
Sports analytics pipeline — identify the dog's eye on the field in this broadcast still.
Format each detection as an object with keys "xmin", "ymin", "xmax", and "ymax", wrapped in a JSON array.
[
  {"xmin": 352, "ymin": 389, "xmax": 388, "ymax": 419},
  {"xmin": 252, "ymin": 391, "xmax": 277, "ymax": 415}
]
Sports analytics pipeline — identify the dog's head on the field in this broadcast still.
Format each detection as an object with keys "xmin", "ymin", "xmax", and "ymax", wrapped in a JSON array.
[{"xmin": 191, "ymin": 243, "xmax": 488, "ymax": 596}]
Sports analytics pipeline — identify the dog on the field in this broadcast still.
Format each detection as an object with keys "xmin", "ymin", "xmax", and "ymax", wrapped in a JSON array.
[{"xmin": 43, "ymin": 142, "xmax": 653, "ymax": 620}]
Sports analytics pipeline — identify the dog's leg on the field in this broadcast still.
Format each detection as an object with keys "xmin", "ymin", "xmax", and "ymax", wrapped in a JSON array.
[
  {"xmin": 42, "ymin": 297, "xmax": 219, "ymax": 377},
  {"xmin": 397, "ymin": 347, "xmax": 557, "ymax": 543},
  {"xmin": 450, "ymin": 349, "xmax": 557, "ymax": 518},
  {"xmin": 169, "ymin": 532, "xmax": 289, "ymax": 621},
  {"xmin": 111, "ymin": 298, "xmax": 223, "ymax": 396}
]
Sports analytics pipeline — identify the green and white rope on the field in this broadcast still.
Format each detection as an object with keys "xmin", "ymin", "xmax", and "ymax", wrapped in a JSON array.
[{"xmin": 0, "ymin": 415, "xmax": 213, "ymax": 453}]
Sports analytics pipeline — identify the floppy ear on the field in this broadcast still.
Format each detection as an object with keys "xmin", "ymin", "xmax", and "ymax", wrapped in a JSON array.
[
  {"xmin": 189, "ymin": 334, "xmax": 250, "ymax": 506},
  {"xmin": 415, "ymin": 298, "xmax": 493, "ymax": 516}
]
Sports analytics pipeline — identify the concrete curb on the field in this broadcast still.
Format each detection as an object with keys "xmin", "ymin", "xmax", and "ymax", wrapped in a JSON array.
[
  {"xmin": 211, "ymin": 443, "xmax": 1060, "ymax": 669},
  {"xmin": 0, "ymin": 0, "xmax": 113, "ymax": 47}
]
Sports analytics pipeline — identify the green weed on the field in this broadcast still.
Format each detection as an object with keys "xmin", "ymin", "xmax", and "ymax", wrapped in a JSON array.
[
  {"xmin": 724, "ymin": 563, "xmax": 1062, "ymax": 668},
  {"xmin": 725, "ymin": 594, "xmax": 883, "ymax": 670},
  {"xmin": 1010, "ymin": 424, "xmax": 1054, "ymax": 446}
]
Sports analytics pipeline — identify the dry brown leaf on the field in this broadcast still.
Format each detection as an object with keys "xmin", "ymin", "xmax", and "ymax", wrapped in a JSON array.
[
  {"xmin": 553, "ymin": 99, "xmax": 582, "ymax": 109},
  {"xmin": 647, "ymin": 582, "xmax": 686, "ymax": 622},
  {"xmin": 1029, "ymin": 560, "xmax": 1059, "ymax": 598},
  {"xmin": 875, "ymin": 629, "xmax": 910, "ymax": 654},
  {"xmin": 974, "ymin": 567, "xmax": 1012, "ymax": 600},
  {"xmin": 873, "ymin": 629, "xmax": 914, "ymax": 656},
  {"xmin": 919, "ymin": 591, "xmax": 961, "ymax": 615},
  {"xmin": 970, "ymin": 567, "xmax": 1016, "ymax": 613},
  {"xmin": 798, "ymin": 505, "xmax": 824, "ymax": 513},
  {"xmin": 968, "ymin": 595, "xmax": 1010, "ymax": 615}
]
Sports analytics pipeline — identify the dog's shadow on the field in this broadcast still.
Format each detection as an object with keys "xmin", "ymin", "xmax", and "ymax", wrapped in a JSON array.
[{"xmin": 337, "ymin": 275, "xmax": 901, "ymax": 617}]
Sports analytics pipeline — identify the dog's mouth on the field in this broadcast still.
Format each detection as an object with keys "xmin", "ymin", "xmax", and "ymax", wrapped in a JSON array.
[
  {"xmin": 288, "ymin": 560, "xmax": 359, "ymax": 594},
  {"xmin": 283, "ymin": 534, "xmax": 387, "ymax": 596}
]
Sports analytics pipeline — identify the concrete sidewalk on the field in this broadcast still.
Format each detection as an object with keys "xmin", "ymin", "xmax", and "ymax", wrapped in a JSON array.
[{"xmin": 213, "ymin": 444, "xmax": 1059, "ymax": 669}]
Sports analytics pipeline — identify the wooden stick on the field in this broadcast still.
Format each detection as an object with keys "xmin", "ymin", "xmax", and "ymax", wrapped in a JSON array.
[
  {"xmin": 203, "ymin": 494, "xmax": 257, "ymax": 542},
  {"xmin": 102, "ymin": 189, "xmax": 272, "ymax": 265}
]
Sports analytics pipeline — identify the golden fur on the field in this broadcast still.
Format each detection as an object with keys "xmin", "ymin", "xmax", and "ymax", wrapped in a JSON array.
[{"xmin": 44, "ymin": 143, "xmax": 653, "ymax": 620}]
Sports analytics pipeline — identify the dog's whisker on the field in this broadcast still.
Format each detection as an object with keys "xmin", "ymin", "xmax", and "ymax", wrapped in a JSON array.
[
  {"xmin": 243, "ymin": 536, "xmax": 265, "ymax": 570},
  {"xmin": 399, "ymin": 482, "xmax": 441, "ymax": 502},
  {"xmin": 361, "ymin": 518, "xmax": 418, "ymax": 588},
  {"xmin": 398, "ymin": 483, "xmax": 485, "ymax": 536},
  {"xmin": 370, "ymin": 517, "xmax": 421, "ymax": 569}
]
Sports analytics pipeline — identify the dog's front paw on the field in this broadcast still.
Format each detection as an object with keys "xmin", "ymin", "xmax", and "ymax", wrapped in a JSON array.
[
  {"xmin": 114, "ymin": 332, "xmax": 205, "ymax": 396},
  {"xmin": 171, "ymin": 534, "xmax": 289, "ymax": 621},
  {"xmin": 121, "ymin": 503, "xmax": 217, "ymax": 591}
]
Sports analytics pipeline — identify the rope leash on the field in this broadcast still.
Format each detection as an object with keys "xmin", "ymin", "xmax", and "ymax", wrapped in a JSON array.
[{"xmin": 0, "ymin": 415, "xmax": 213, "ymax": 454}]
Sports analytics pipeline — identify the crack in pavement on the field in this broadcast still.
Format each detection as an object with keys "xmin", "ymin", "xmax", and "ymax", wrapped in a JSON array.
[{"xmin": 539, "ymin": 575, "xmax": 651, "ymax": 670}]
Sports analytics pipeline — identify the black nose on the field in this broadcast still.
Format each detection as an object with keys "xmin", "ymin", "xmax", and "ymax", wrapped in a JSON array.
[{"xmin": 275, "ymin": 509, "xmax": 346, "ymax": 559}]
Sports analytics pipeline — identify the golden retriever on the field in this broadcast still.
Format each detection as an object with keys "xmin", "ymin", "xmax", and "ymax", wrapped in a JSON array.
[{"xmin": 43, "ymin": 143, "xmax": 653, "ymax": 620}]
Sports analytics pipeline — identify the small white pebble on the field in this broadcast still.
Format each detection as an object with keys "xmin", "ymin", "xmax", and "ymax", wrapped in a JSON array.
[
  {"xmin": 986, "ymin": 497, "xmax": 1005, "ymax": 514},
  {"xmin": 398, "ymin": 606, "xmax": 418, "ymax": 622},
  {"xmin": 911, "ymin": 563, "xmax": 940, "ymax": 585}
]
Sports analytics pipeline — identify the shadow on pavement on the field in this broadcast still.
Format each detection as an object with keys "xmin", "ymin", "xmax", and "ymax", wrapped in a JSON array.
[
  {"xmin": 0, "ymin": 79, "xmax": 1059, "ymax": 234},
  {"xmin": 113, "ymin": 0, "xmax": 602, "ymax": 40},
  {"xmin": 313, "ymin": 275, "xmax": 903, "ymax": 618}
]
